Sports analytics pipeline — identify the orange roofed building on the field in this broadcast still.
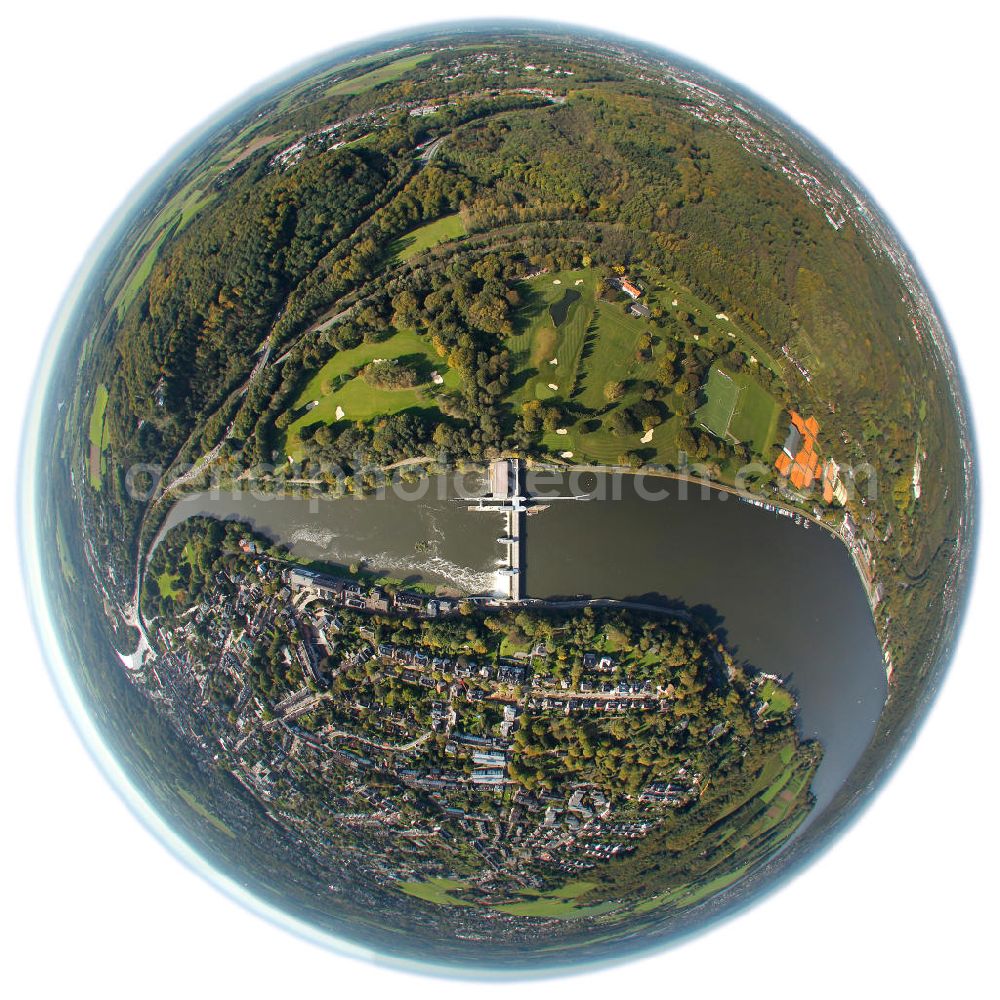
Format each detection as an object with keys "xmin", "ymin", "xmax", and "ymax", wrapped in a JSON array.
[{"xmin": 775, "ymin": 411, "xmax": 821, "ymax": 490}]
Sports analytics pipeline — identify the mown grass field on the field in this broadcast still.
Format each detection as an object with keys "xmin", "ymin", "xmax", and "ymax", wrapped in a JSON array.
[
  {"xmin": 398, "ymin": 877, "xmax": 474, "ymax": 907},
  {"xmin": 387, "ymin": 213, "xmax": 466, "ymax": 262},
  {"xmin": 87, "ymin": 383, "xmax": 109, "ymax": 489},
  {"xmin": 109, "ymin": 168, "xmax": 222, "ymax": 321},
  {"xmin": 696, "ymin": 365, "xmax": 780, "ymax": 455},
  {"xmin": 283, "ymin": 329, "xmax": 459, "ymax": 459},
  {"xmin": 695, "ymin": 366, "xmax": 741, "ymax": 439},
  {"xmin": 157, "ymin": 571, "xmax": 183, "ymax": 600},
  {"xmin": 325, "ymin": 52, "xmax": 433, "ymax": 96},
  {"xmin": 509, "ymin": 269, "xmax": 598, "ymax": 406},
  {"xmin": 729, "ymin": 376, "xmax": 781, "ymax": 454},
  {"xmin": 575, "ymin": 300, "xmax": 650, "ymax": 410},
  {"xmin": 758, "ymin": 678, "xmax": 796, "ymax": 719},
  {"xmin": 508, "ymin": 270, "xmax": 710, "ymax": 465}
]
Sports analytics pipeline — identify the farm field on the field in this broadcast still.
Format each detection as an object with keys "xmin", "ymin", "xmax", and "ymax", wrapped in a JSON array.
[
  {"xmin": 109, "ymin": 170, "xmax": 223, "ymax": 320},
  {"xmin": 87, "ymin": 383, "xmax": 109, "ymax": 489},
  {"xmin": 325, "ymin": 52, "xmax": 434, "ymax": 96},
  {"xmin": 387, "ymin": 213, "xmax": 466, "ymax": 262},
  {"xmin": 398, "ymin": 877, "xmax": 475, "ymax": 907},
  {"xmin": 283, "ymin": 329, "xmax": 459, "ymax": 458}
]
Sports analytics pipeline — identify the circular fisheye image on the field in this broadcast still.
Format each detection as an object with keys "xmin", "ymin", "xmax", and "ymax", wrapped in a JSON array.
[{"xmin": 23, "ymin": 22, "xmax": 974, "ymax": 976}]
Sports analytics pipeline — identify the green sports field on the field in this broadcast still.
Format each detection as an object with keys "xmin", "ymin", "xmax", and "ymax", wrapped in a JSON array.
[{"xmin": 696, "ymin": 365, "xmax": 780, "ymax": 456}]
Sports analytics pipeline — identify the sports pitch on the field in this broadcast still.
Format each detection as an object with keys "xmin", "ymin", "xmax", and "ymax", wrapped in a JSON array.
[{"xmin": 697, "ymin": 366, "xmax": 780, "ymax": 456}]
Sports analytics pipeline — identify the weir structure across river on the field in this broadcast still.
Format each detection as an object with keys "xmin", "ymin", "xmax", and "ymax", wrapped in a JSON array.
[{"xmin": 465, "ymin": 459, "xmax": 587, "ymax": 603}]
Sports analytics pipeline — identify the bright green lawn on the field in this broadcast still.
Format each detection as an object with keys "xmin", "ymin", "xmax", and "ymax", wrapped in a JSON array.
[
  {"xmin": 575, "ymin": 300, "xmax": 652, "ymax": 411},
  {"xmin": 696, "ymin": 365, "xmax": 780, "ymax": 456},
  {"xmin": 729, "ymin": 376, "xmax": 781, "ymax": 455},
  {"xmin": 508, "ymin": 269, "xmax": 598, "ymax": 405},
  {"xmin": 696, "ymin": 366, "xmax": 741, "ymax": 440},
  {"xmin": 388, "ymin": 213, "xmax": 467, "ymax": 262},
  {"xmin": 283, "ymin": 329, "xmax": 459, "ymax": 458},
  {"xmin": 758, "ymin": 678, "xmax": 796, "ymax": 719},
  {"xmin": 157, "ymin": 571, "xmax": 182, "ymax": 600}
]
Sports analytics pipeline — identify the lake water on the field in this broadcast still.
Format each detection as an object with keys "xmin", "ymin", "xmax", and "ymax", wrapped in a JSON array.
[{"xmin": 161, "ymin": 469, "xmax": 887, "ymax": 814}]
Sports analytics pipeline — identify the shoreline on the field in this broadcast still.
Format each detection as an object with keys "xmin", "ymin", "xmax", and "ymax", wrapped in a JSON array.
[{"xmin": 130, "ymin": 456, "xmax": 890, "ymax": 688}]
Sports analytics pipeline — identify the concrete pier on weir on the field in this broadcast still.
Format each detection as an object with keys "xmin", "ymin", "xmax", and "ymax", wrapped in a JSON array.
[{"xmin": 468, "ymin": 458, "xmax": 525, "ymax": 601}]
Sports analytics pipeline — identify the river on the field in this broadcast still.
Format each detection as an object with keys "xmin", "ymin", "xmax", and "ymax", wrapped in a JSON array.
[{"xmin": 160, "ymin": 469, "xmax": 887, "ymax": 814}]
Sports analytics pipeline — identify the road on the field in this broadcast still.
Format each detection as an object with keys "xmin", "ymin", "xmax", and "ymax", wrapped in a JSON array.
[{"xmin": 323, "ymin": 728, "xmax": 434, "ymax": 753}]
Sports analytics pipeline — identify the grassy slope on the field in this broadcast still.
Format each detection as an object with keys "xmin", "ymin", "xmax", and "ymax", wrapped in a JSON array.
[{"xmin": 389, "ymin": 213, "xmax": 467, "ymax": 262}]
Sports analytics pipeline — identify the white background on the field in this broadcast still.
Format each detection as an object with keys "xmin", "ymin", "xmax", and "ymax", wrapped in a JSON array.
[{"xmin": 2, "ymin": 2, "xmax": 996, "ymax": 996}]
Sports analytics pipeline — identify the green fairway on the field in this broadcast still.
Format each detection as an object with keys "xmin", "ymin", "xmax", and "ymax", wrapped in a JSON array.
[
  {"xmin": 283, "ymin": 329, "xmax": 459, "ymax": 458},
  {"xmin": 157, "ymin": 571, "xmax": 183, "ymax": 600},
  {"xmin": 387, "ymin": 213, "xmax": 466, "ymax": 262},
  {"xmin": 575, "ymin": 301, "xmax": 653, "ymax": 410},
  {"xmin": 509, "ymin": 269, "xmax": 598, "ymax": 405},
  {"xmin": 648, "ymin": 275, "xmax": 784, "ymax": 376},
  {"xmin": 326, "ymin": 52, "xmax": 433, "ymax": 96},
  {"xmin": 110, "ymin": 169, "xmax": 222, "ymax": 321}
]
